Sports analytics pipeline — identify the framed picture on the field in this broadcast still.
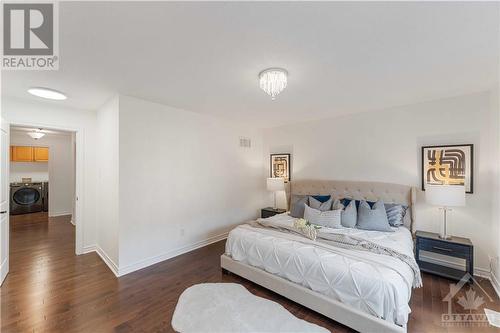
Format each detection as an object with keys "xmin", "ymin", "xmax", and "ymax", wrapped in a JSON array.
[
  {"xmin": 421, "ymin": 144, "xmax": 473, "ymax": 193},
  {"xmin": 270, "ymin": 153, "xmax": 291, "ymax": 182}
]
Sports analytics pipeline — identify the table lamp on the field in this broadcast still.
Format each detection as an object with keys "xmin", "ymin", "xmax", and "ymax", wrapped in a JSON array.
[
  {"xmin": 267, "ymin": 178, "xmax": 285, "ymax": 209},
  {"xmin": 425, "ymin": 184, "xmax": 465, "ymax": 239}
]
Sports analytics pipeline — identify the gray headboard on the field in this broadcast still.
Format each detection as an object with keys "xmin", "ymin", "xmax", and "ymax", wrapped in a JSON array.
[{"xmin": 287, "ymin": 179, "xmax": 416, "ymax": 232}]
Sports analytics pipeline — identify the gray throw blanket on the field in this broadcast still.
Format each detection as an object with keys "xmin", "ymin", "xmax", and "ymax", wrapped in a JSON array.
[{"xmin": 251, "ymin": 220, "xmax": 422, "ymax": 288}]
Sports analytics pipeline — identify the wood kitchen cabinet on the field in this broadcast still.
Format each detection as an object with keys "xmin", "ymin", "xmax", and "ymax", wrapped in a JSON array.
[
  {"xmin": 10, "ymin": 146, "xmax": 49, "ymax": 162},
  {"xmin": 11, "ymin": 146, "xmax": 33, "ymax": 162},
  {"xmin": 33, "ymin": 147, "xmax": 49, "ymax": 162}
]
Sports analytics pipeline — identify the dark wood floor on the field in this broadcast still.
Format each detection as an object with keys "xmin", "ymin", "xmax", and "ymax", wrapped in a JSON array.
[{"xmin": 1, "ymin": 213, "xmax": 499, "ymax": 332}]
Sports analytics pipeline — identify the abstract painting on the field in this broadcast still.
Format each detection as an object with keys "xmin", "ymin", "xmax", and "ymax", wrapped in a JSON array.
[
  {"xmin": 421, "ymin": 144, "xmax": 473, "ymax": 193},
  {"xmin": 270, "ymin": 153, "xmax": 291, "ymax": 182}
]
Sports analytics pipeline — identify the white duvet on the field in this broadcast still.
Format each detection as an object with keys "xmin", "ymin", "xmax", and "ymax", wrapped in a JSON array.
[{"xmin": 225, "ymin": 213, "xmax": 417, "ymax": 326}]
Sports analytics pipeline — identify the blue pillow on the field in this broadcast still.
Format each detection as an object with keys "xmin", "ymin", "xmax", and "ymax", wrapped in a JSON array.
[
  {"xmin": 340, "ymin": 198, "xmax": 376, "ymax": 209},
  {"xmin": 311, "ymin": 195, "xmax": 331, "ymax": 203}
]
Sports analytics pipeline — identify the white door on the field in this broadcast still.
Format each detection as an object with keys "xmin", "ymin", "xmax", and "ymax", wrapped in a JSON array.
[{"xmin": 0, "ymin": 119, "xmax": 9, "ymax": 285}]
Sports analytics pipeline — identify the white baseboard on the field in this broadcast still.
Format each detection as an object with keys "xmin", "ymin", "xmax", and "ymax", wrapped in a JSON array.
[
  {"xmin": 70, "ymin": 219, "xmax": 76, "ymax": 226},
  {"xmin": 477, "ymin": 268, "xmax": 500, "ymax": 298},
  {"xmin": 491, "ymin": 270, "xmax": 500, "ymax": 298},
  {"xmin": 81, "ymin": 244, "xmax": 119, "ymax": 277},
  {"xmin": 85, "ymin": 233, "xmax": 227, "ymax": 277},
  {"xmin": 117, "ymin": 232, "xmax": 229, "ymax": 277},
  {"xmin": 82, "ymin": 244, "xmax": 97, "ymax": 254},
  {"xmin": 474, "ymin": 267, "xmax": 491, "ymax": 279},
  {"xmin": 0, "ymin": 257, "xmax": 8, "ymax": 286},
  {"xmin": 49, "ymin": 211, "xmax": 72, "ymax": 217},
  {"xmin": 95, "ymin": 245, "xmax": 119, "ymax": 277}
]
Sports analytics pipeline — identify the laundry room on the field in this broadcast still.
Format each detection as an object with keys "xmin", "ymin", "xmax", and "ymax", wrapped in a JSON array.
[{"xmin": 9, "ymin": 127, "xmax": 76, "ymax": 226}]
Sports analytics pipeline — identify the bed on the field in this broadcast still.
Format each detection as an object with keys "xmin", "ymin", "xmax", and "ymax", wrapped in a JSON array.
[{"xmin": 221, "ymin": 180, "xmax": 418, "ymax": 333}]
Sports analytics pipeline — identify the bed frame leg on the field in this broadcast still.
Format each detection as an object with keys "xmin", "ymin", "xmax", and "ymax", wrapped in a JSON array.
[{"xmin": 221, "ymin": 268, "xmax": 231, "ymax": 275}]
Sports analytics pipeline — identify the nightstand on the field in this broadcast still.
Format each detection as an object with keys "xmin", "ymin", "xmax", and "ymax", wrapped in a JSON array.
[
  {"xmin": 415, "ymin": 230, "xmax": 473, "ymax": 281},
  {"xmin": 261, "ymin": 207, "xmax": 286, "ymax": 218}
]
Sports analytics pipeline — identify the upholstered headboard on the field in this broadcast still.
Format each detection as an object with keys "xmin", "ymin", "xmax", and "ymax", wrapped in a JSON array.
[{"xmin": 287, "ymin": 179, "xmax": 416, "ymax": 232}]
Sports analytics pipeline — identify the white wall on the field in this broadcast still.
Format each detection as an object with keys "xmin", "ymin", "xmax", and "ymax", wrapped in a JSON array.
[
  {"xmin": 263, "ymin": 91, "xmax": 499, "ymax": 274},
  {"xmin": 10, "ymin": 131, "xmax": 75, "ymax": 216},
  {"xmin": 117, "ymin": 95, "xmax": 264, "ymax": 273},
  {"xmin": 3, "ymin": 95, "xmax": 265, "ymax": 275},
  {"xmin": 96, "ymin": 96, "xmax": 120, "ymax": 267},
  {"xmin": 494, "ymin": 47, "xmax": 500, "ymax": 291},
  {"xmin": 2, "ymin": 98, "xmax": 98, "ymax": 252},
  {"xmin": 10, "ymin": 161, "xmax": 47, "ymax": 183}
]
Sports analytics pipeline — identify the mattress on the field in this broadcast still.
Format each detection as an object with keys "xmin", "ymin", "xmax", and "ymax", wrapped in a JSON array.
[{"xmin": 225, "ymin": 213, "xmax": 416, "ymax": 326}]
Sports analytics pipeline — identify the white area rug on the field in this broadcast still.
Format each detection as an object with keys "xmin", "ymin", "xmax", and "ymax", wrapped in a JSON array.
[
  {"xmin": 485, "ymin": 308, "xmax": 500, "ymax": 328},
  {"xmin": 171, "ymin": 283, "xmax": 330, "ymax": 333}
]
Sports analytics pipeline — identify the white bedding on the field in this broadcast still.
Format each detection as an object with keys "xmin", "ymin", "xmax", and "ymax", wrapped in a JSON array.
[{"xmin": 225, "ymin": 213, "xmax": 416, "ymax": 326}]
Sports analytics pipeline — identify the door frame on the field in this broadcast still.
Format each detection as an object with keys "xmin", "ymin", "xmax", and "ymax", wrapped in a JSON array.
[
  {"xmin": 1, "ymin": 118, "xmax": 10, "ymax": 285},
  {"xmin": 8, "ymin": 120, "xmax": 85, "ymax": 255}
]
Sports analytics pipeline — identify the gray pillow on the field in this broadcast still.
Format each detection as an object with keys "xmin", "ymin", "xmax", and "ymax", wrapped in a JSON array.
[
  {"xmin": 357, "ymin": 200, "xmax": 393, "ymax": 232},
  {"xmin": 304, "ymin": 204, "xmax": 342, "ymax": 228},
  {"xmin": 333, "ymin": 199, "xmax": 357, "ymax": 228},
  {"xmin": 385, "ymin": 203, "xmax": 408, "ymax": 227},
  {"xmin": 403, "ymin": 208, "xmax": 412, "ymax": 230},
  {"xmin": 309, "ymin": 196, "xmax": 333, "ymax": 211},
  {"xmin": 290, "ymin": 195, "xmax": 308, "ymax": 218}
]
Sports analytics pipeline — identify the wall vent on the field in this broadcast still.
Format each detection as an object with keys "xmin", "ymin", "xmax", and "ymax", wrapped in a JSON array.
[{"xmin": 239, "ymin": 137, "xmax": 251, "ymax": 148}]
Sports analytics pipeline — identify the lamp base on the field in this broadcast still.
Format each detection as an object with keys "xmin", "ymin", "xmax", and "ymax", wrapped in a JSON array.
[{"xmin": 439, "ymin": 207, "xmax": 452, "ymax": 240}]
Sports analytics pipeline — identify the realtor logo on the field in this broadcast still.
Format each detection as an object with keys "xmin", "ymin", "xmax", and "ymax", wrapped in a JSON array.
[
  {"xmin": 441, "ymin": 273, "xmax": 495, "ymax": 328},
  {"xmin": 2, "ymin": 1, "xmax": 59, "ymax": 70}
]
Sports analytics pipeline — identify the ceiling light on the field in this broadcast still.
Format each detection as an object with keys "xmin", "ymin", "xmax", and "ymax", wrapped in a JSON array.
[
  {"xmin": 28, "ymin": 87, "xmax": 67, "ymax": 100},
  {"xmin": 27, "ymin": 129, "xmax": 45, "ymax": 140},
  {"xmin": 259, "ymin": 68, "xmax": 288, "ymax": 100}
]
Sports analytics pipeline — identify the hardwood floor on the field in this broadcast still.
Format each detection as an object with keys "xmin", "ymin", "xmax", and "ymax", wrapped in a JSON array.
[{"xmin": 1, "ymin": 214, "xmax": 499, "ymax": 332}]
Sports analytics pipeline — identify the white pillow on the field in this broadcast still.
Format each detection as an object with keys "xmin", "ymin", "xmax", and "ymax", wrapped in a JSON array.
[{"xmin": 304, "ymin": 204, "xmax": 342, "ymax": 229}]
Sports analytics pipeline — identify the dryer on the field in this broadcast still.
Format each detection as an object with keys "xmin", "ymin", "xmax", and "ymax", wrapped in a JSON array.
[
  {"xmin": 42, "ymin": 182, "xmax": 49, "ymax": 212},
  {"xmin": 10, "ymin": 182, "xmax": 44, "ymax": 215}
]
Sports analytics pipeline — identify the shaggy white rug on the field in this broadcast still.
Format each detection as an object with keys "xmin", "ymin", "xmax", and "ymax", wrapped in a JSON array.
[{"xmin": 171, "ymin": 283, "xmax": 330, "ymax": 333}]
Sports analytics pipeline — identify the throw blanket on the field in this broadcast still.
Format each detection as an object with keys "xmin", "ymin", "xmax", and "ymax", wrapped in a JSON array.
[{"xmin": 250, "ymin": 219, "xmax": 422, "ymax": 288}]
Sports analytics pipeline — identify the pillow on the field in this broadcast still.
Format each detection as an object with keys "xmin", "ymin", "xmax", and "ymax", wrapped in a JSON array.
[
  {"xmin": 341, "ymin": 198, "xmax": 410, "ymax": 228},
  {"xmin": 309, "ymin": 196, "xmax": 333, "ymax": 211},
  {"xmin": 311, "ymin": 195, "xmax": 331, "ymax": 203},
  {"xmin": 403, "ymin": 208, "xmax": 412, "ymax": 230},
  {"xmin": 385, "ymin": 203, "xmax": 408, "ymax": 227},
  {"xmin": 333, "ymin": 199, "xmax": 357, "ymax": 228},
  {"xmin": 290, "ymin": 195, "xmax": 308, "ymax": 218},
  {"xmin": 340, "ymin": 198, "xmax": 376, "ymax": 209},
  {"xmin": 356, "ymin": 200, "xmax": 393, "ymax": 232},
  {"xmin": 304, "ymin": 204, "xmax": 342, "ymax": 229}
]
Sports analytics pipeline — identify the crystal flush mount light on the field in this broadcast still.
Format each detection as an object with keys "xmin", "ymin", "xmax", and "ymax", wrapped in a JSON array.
[
  {"xmin": 27, "ymin": 129, "xmax": 45, "ymax": 140},
  {"xmin": 259, "ymin": 68, "xmax": 288, "ymax": 100}
]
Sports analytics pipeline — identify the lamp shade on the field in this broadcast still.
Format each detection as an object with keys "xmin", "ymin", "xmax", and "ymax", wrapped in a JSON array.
[
  {"xmin": 425, "ymin": 185, "xmax": 465, "ymax": 207},
  {"xmin": 267, "ymin": 177, "xmax": 284, "ymax": 192}
]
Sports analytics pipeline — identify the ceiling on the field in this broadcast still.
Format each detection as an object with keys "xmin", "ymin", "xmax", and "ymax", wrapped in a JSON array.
[
  {"xmin": 2, "ymin": 2, "xmax": 499, "ymax": 128},
  {"xmin": 11, "ymin": 126, "xmax": 72, "ymax": 137}
]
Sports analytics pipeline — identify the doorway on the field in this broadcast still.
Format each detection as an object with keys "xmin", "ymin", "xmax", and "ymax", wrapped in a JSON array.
[
  {"xmin": 9, "ymin": 126, "xmax": 76, "ymax": 230},
  {"xmin": 0, "ymin": 120, "xmax": 84, "ymax": 286}
]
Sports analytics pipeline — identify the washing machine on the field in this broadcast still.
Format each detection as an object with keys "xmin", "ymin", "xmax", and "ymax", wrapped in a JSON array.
[
  {"xmin": 42, "ymin": 182, "xmax": 49, "ymax": 212},
  {"xmin": 10, "ymin": 182, "xmax": 44, "ymax": 215}
]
